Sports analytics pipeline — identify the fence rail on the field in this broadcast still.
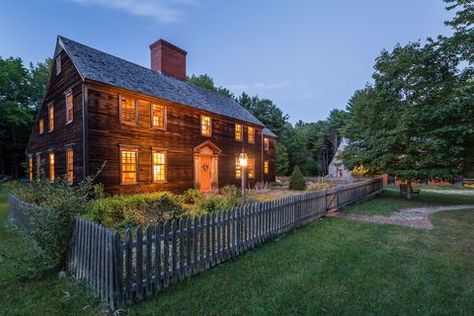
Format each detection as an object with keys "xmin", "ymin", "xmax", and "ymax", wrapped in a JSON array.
[{"xmin": 8, "ymin": 177, "xmax": 383, "ymax": 309}]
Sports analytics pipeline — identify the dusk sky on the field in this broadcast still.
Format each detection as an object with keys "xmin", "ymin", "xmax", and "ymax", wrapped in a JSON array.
[{"xmin": 0, "ymin": 0, "xmax": 453, "ymax": 123}]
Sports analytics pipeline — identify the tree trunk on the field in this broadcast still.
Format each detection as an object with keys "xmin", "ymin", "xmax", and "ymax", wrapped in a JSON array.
[{"xmin": 406, "ymin": 180, "xmax": 413, "ymax": 200}]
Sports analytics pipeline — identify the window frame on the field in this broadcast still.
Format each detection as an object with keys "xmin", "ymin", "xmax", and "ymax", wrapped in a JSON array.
[
  {"xmin": 56, "ymin": 55, "xmax": 61, "ymax": 75},
  {"xmin": 264, "ymin": 160, "xmax": 269, "ymax": 174},
  {"xmin": 235, "ymin": 123, "xmax": 243, "ymax": 142},
  {"xmin": 119, "ymin": 145, "xmax": 139, "ymax": 185},
  {"xmin": 65, "ymin": 90, "xmax": 73, "ymax": 125},
  {"xmin": 39, "ymin": 119, "xmax": 44, "ymax": 135},
  {"xmin": 264, "ymin": 137, "xmax": 270, "ymax": 151},
  {"xmin": 235, "ymin": 156, "xmax": 242, "ymax": 179},
  {"xmin": 151, "ymin": 149, "xmax": 167, "ymax": 183},
  {"xmin": 150, "ymin": 102, "xmax": 167, "ymax": 130},
  {"xmin": 48, "ymin": 151, "xmax": 55, "ymax": 183},
  {"xmin": 201, "ymin": 114, "xmax": 212, "ymax": 137},
  {"xmin": 247, "ymin": 126, "xmax": 255, "ymax": 144},
  {"xmin": 48, "ymin": 103, "xmax": 54, "ymax": 132},
  {"xmin": 248, "ymin": 156, "xmax": 256, "ymax": 179},
  {"xmin": 119, "ymin": 95, "xmax": 138, "ymax": 125},
  {"xmin": 66, "ymin": 148, "xmax": 74, "ymax": 184}
]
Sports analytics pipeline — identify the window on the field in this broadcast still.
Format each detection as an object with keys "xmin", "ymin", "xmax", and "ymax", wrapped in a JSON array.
[
  {"xmin": 56, "ymin": 55, "xmax": 61, "ymax": 75},
  {"xmin": 36, "ymin": 153, "xmax": 41, "ymax": 178},
  {"xmin": 264, "ymin": 161, "xmax": 269, "ymax": 174},
  {"xmin": 235, "ymin": 123, "xmax": 242, "ymax": 141},
  {"xmin": 152, "ymin": 151, "xmax": 166, "ymax": 182},
  {"xmin": 28, "ymin": 156, "xmax": 33, "ymax": 181},
  {"xmin": 49, "ymin": 151, "xmax": 55, "ymax": 183},
  {"xmin": 235, "ymin": 157, "xmax": 242, "ymax": 179},
  {"xmin": 201, "ymin": 115, "xmax": 212, "ymax": 136},
  {"xmin": 39, "ymin": 119, "xmax": 44, "ymax": 135},
  {"xmin": 248, "ymin": 157, "xmax": 255, "ymax": 178},
  {"xmin": 119, "ymin": 95, "xmax": 137, "ymax": 124},
  {"xmin": 264, "ymin": 137, "xmax": 270, "ymax": 151},
  {"xmin": 66, "ymin": 91, "xmax": 73, "ymax": 124},
  {"xmin": 66, "ymin": 148, "xmax": 74, "ymax": 183},
  {"xmin": 248, "ymin": 126, "xmax": 255, "ymax": 144},
  {"xmin": 120, "ymin": 147, "xmax": 138, "ymax": 184},
  {"xmin": 151, "ymin": 103, "xmax": 166, "ymax": 129},
  {"xmin": 48, "ymin": 103, "xmax": 54, "ymax": 132}
]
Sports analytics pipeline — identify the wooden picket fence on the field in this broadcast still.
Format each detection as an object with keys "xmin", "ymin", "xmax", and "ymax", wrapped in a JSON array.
[{"xmin": 9, "ymin": 177, "xmax": 383, "ymax": 309}]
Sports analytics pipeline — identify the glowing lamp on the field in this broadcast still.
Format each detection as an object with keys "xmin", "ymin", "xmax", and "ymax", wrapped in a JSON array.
[{"xmin": 239, "ymin": 152, "xmax": 248, "ymax": 168}]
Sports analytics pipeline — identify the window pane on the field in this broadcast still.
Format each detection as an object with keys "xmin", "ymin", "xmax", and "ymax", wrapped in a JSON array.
[
  {"xmin": 248, "ymin": 157, "xmax": 255, "ymax": 178},
  {"xmin": 28, "ymin": 157, "xmax": 33, "ymax": 181},
  {"xmin": 152, "ymin": 103, "xmax": 165, "ymax": 128},
  {"xmin": 235, "ymin": 124, "xmax": 242, "ymax": 141},
  {"xmin": 121, "ymin": 150, "xmax": 137, "ymax": 184},
  {"xmin": 121, "ymin": 96, "xmax": 136, "ymax": 123},
  {"xmin": 49, "ymin": 152, "xmax": 55, "ymax": 182},
  {"xmin": 264, "ymin": 161, "xmax": 269, "ymax": 174},
  {"xmin": 264, "ymin": 138, "xmax": 269, "ymax": 150},
  {"xmin": 48, "ymin": 105, "xmax": 54, "ymax": 132},
  {"xmin": 201, "ymin": 115, "xmax": 211, "ymax": 136},
  {"xmin": 67, "ymin": 149, "xmax": 74, "ymax": 183},
  {"xmin": 153, "ymin": 151, "xmax": 166, "ymax": 181},
  {"xmin": 39, "ymin": 119, "xmax": 44, "ymax": 134},
  {"xmin": 248, "ymin": 127, "xmax": 255, "ymax": 144},
  {"xmin": 235, "ymin": 157, "xmax": 242, "ymax": 179},
  {"xmin": 66, "ymin": 93, "xmax": 73, "ymax": 123}
]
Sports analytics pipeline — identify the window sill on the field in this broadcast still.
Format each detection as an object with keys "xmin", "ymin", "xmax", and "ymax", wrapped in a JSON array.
[{"xmin": 65, "ymin": 120, "xmax": 73, "ymax": 126}]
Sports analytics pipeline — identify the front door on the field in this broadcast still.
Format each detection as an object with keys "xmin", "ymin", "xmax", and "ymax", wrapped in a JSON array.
[{"xmin": 200, "ymin": 155, "xmax": 212, "ymax": 192}]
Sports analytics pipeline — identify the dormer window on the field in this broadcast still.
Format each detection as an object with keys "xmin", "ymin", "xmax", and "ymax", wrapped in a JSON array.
[
  {"xmin": 119, "ymin": 95, "xmax": 137, "ymax": 125},
  {"xmin": 56, "ymin": 55, "xmax": 61, "ymax": 75},
  {"xmin": 248, "ymin": 126, "xmax": 255, "ymax": 144},
  {"xmin": 201, "ymin": 115, "xmax": 212, "ymax": 136},
  {"xmin": 66, "ymin": 91, "xmax": 73, "ymax": 124}
]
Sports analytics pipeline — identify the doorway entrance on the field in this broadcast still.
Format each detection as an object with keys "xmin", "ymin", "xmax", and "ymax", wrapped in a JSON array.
[{"xmin": 193, "ymin": 140, "xmax": 221, "ymax": 193}]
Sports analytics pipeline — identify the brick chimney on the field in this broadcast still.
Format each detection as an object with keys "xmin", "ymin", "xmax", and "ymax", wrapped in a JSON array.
[{"xmin": 150, "ymin": 39, "xmax": 187, "ymax": 80}]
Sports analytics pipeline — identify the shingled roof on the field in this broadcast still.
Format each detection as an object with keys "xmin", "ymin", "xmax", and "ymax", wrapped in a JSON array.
[{"xmin": 56, "ymin": 36, "xmax": 264, "ymax": 127}]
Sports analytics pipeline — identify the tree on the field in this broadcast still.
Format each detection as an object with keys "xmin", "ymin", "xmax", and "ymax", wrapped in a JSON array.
[
  {"xmin": 275, "ymin": 142, "xmax": 289, "ymax": 176},
  {"xmin": 341, "ymin": 41, "xmax": 471, "ymax": 198},
  {"xmin": 187, "ymin": 74, "xmax": 234, "ymax": 98},
  {"xmin": 28, "ymin": 58, "xmax": 52, "ymax": 110},
  {"xmin": 289, "ymin": 165, "xmax": 306, "ymax": 190}
]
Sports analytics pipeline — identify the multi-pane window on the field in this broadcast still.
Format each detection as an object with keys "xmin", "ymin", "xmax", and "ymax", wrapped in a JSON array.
[
  {"xmin": 235, "ymin": 123, "xmax": 243, "ymax": 141},
  {"xmin": 56, "ymin": 55, "xmax": 61, "ymax": 75},
  {"xmin": 151, "ymin": 103, "xmax": 166, "ymax": 129},
  {"xmin": 67, "ymin": 148, "xmax": 74, "ymax": 183},
  {"xmin": 28, "ymin": 156, "xmax": 33, "ymax": 181},
  {"xmin": 152, "ymin": 151, "xmax": 166, "ymax": 182},
  {"xmin": 264, "ymin": 137, "xmax": 270, "ymax": 151},
  {"xmin": 264, "ymin": 160, "xmax": 269, "ymax": 174},
  {"xmin": 120, "ymin": 148, "xmax": 138, "ymax": 184},
  {"xmin": 39, "ymin": 119, "xmax": 44, "ymax": 135},
  {"xmin": 48, "ymin": 104, "xmax": 54, "ymax": 132},
  {"xmin": 248, "ymin": 126, "xmax": 255, "ymax": 144},
  {"xmin": 248, "ymin": 157, "xmax": 255, "ymax": 178},
  {"xmin": 66, "ymin": 91, "xmax": 73, "ymax": 124},
  {"xmin": 120, "ymin": 96, "xmax": 137, "ymax": 124},
  {"xmin": 49, "ymin": 152, "xmax": 55, "ymax": 183},
  {"xmin": 235, "ymin": 157, "xmax": 242, "ymax": 179},
  {"xmin": 201, "ymin": 115, "xmax": 212, "ymax": 136},
  {"xmin": 36, "ymin": 153, "xmax": 41, "ymax": 178}
]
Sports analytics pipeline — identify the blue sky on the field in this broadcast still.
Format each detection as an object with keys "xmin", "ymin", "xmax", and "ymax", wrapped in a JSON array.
[{"xmin": 0, "ymin": 0, "xmax": 452, "ymax": 123}]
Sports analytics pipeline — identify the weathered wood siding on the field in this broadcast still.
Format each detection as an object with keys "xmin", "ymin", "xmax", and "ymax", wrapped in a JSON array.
[
  {"xmin": 86, "ymin": 83, "xmax": 268, "ymax": 194},
  {"xmin": 263, "ymin": 136, "xmax": 277, "ymax": 182},
  {"xmin": 26, "ymin": 51, "xmax": 84, "ymax": 183}
]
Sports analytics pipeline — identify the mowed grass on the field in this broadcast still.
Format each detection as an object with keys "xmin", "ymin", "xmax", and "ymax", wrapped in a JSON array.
[
  {"xmin": 1, "ymin": 184, "xmax": 473, "ymax": 315},
  {"xmin": 342, "ymin": 187, "xmax": 474, "ymax": 216}
]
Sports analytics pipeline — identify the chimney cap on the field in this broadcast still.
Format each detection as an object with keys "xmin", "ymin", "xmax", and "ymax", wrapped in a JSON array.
[{"xmin": 149, "ymin": 39, "xmax": 187, "ymax": 55}]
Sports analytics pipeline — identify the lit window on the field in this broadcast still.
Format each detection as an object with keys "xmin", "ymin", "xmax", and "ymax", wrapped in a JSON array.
[
  {"xmin": 152, "ymin": 151, "xmax": 166, "ymax": 182},
  {"xmin": 67, "ymin": 148, "xmax": 74, "ymax": 183},
  {"xmin": 264, "ymin": 161, "xmax": 269, "ymax": 174},
  {"xmin": 28, "ymin": 156, "xmax": 33, "ymax": 181},
  {"xmin": 48, "ymin": 104, "xmax": 54, "ymax": 132},
  {"xmin": 56, "ymin": 55, "xmax": 61, "ymax": 75},
  {"xmin": 248, "ymin": 126, "xmax": 255, "ymax": 144},
  {"xmin": 49, "ymin": 151, "xmax": 55, "ymax": 183},
  {"xmin": 264, "ymin": 138, "xmax": 270, "ymax": 151},
  {"xmin": 201, "ymin": 115, "xmax": 212, "ymax": 136},
  {"xmin": 235, "ymin": 123, "xmax": 242, "ymax": 141},
  {"xmin": 235, "ymin": 157, "xmax": 242, "ymax": 179},
  {"xmin": 120, "ymin": 96, "xmax": 137, "ymax": 124},
  {"xmin": 39, "ymin": 119, "xmax": 44, "ymax": 135},
  {"xmin": 151, "ymin": 103, "xmax": 166, "ymax": 128},
  {"xmin": 248, "ymin": 157, "xmax": 255, "ymax": 178},
  {"xmin": 120, "ymin": 148, "xmax": 138, "ymax": 184},
  {"xmin": 36, "ymin": 153, "xmax": 41, "ymax": 178},
  {"xmin": 66, "ymin": 92, "xmax": 73, "ymax": 124}
]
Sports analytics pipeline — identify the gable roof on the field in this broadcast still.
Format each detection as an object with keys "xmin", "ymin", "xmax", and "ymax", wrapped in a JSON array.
[{"xmin": 56, "ymin": 36, "xmax": 264, "ymax": 127}]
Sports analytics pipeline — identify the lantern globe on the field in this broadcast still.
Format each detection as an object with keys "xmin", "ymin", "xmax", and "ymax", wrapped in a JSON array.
[{"xmin": 239, "ymin": 152, "xmax": 248, "ymax": 167}]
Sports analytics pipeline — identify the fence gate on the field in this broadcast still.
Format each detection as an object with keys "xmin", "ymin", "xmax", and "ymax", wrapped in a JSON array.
[{"xmin": 326, "ymin": 189, "xmax": 338, "ymax": 211}]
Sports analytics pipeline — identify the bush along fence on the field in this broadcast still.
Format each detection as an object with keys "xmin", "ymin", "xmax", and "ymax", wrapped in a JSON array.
[{"xmin": 9, "ymin": 177, "xmax": 383, "ymax": 309}]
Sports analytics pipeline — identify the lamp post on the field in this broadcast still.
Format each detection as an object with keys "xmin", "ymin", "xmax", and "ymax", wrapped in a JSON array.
[{"xmin": 239, "ymin": 151, "xmax": 248, "ymax": 196}]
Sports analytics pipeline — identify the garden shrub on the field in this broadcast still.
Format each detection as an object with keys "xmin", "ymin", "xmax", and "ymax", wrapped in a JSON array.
[
  {"xmin": 289, "ymin": 166, "xmax": 306, "ymax": 190},
  {"xmin": 200, "ymin": 195, "xmax": 237, "ymax": 213},
  {"xmin": 181, "ymin": 188, "xmax": 204, "ymax": 204},
  {"xmin": 219, "ymin": 184, "xmax": 240, "ymax": 204}
]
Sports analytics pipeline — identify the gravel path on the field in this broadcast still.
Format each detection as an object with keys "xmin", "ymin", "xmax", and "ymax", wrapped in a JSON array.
[{"xmin": 330, "ymin": 205, "xmax": 474, "ymax": 229}]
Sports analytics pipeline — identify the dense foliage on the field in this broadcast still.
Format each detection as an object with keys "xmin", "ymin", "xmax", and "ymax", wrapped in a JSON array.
[{"xmin": 340, "ymin": 0, "xmax": 474, "ymax": 197}]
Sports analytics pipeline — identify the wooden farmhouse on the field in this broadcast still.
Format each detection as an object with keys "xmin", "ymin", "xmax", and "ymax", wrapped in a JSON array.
[{"xmin": 26, "ymin": 36, "xmax": 277, "ymax": 194}]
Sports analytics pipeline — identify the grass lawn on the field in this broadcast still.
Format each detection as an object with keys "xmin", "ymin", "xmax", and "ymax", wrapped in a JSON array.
[
  {"xmin": 342, "ymin": 187, "xmax": 474, "ymax": 216},
  {"xmin": 1, "ymin": 184, "xmax": 473, "ymax": 315}
]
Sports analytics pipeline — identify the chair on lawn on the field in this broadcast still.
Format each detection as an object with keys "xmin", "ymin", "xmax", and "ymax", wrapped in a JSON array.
[{"xmin": 399, "ymin": 183, "xmax": 420, "ymax": 197}]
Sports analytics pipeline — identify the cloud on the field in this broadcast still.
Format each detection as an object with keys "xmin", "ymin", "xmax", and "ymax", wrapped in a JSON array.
[
  {"xmin": 68, "ymin": 0, "xmax": 193, "ymax": 23},
  {"xmin": 226, "ymin": 81, "xmax": 291, "ymax": 93}
]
